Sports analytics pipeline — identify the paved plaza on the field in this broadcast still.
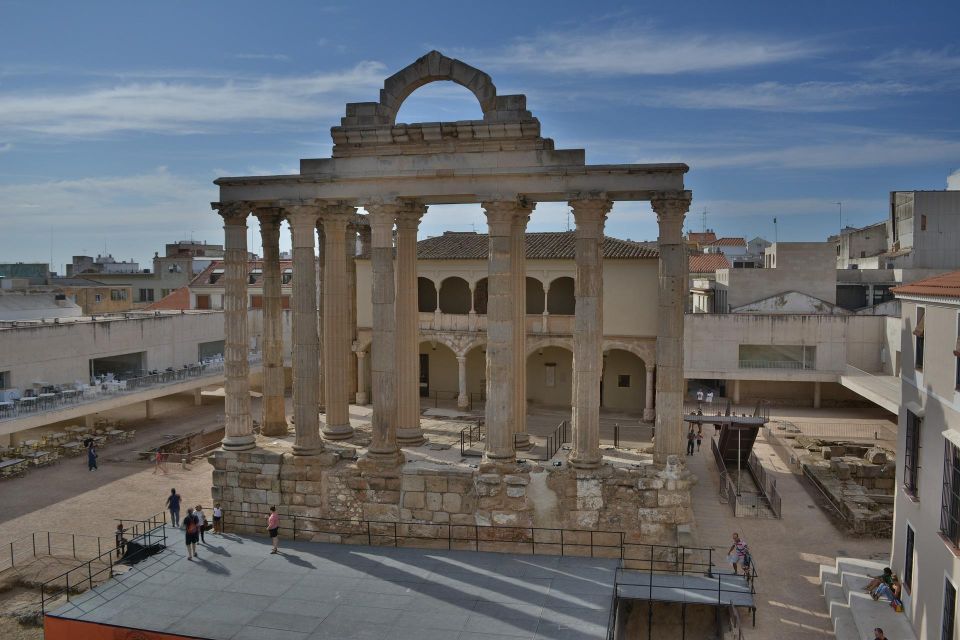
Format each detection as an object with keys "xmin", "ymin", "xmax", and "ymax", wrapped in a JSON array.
[{"xmin": 49, "ymin": 532, "xmax": 618, "ymax": 640}]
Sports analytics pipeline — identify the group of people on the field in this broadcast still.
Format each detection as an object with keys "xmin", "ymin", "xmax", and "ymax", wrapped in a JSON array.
[
  {"xmin": 164, "ymin": 488, "xmax": 224, "ymax": 560},
  {"xmin": 864, "ymin": 567, "xmax": 905, "ymax": 612},
  {"xmin": 686, "ymin": 424, "xmax": 704, "ymax": 455}
]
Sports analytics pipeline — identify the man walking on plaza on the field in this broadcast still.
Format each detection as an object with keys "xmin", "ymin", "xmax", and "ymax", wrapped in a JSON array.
[{"xmin": 166, "ymin": 488, "xmax": 181, "ymax": 528}]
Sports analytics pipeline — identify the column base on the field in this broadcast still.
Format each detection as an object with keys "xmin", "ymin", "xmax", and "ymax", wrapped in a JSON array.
[
  {"xmin": 513, "ymin": 433, "xmax": 533, "ymax": 451},
  {"xmin": 457, "ymin": 394, "xmax": 469, "ymax": 410},
  {"xmin": 568, "ymin": 450, "xmax": 602, "ymax": 469},
  {"xmin": 293, "ymin": 443, "xmax": 325, "ymax": 456},
  {"xmin": 396, "ymin": 428, "xmax": 426, "ymax": 447},
  {"xmin": 221, "ymin": 434, "xmax": 256, "ymax": 451},
  {"xmin": 321, "ymin": 422, "xmax": 354, "ymax": 440},
  {"xmin": 482, "ymin": 450, "xmax": 516, "ymax": 463},
  {"xmin": 355, "ymin": 392, "xmax": 368, "ymax": 406},
  {"xmin": 364, "ymin": 448, "xmax": 404, "ymax": 466},
  {"xmin": 642, "ymin": 408, "xmax": 655, "ymax": 422}
]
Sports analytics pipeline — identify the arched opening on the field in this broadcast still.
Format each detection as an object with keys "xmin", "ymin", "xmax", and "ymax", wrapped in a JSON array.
[
  {"xmin": 394, "ymin": 82, "xmax": 485, "ymax": 125},
  {"xmin": 526, "ymin": 346, "xmax": 573, "ymax": 408},
  {"xmin": 473, "ymin": 278, "xmax": 488, "ymax": 315},
  {"xmin": 526, "ymin": 277, "xmax": 545, "ymax": 314},
  {"xmin": 602, "ymin": 349, "xmax": 647, "ymax": 412},
  {"xmin": 439, "ymin": 277, "xmax": 471, "ymax": 314},
  {"xmin": 418, "ymin": 340, "xmax": 457, "ymax": 399},
  {"xmin": 417, "ymin": 277, "xmax": 437, "ymax": 312},
  {"xmin": 547, "ymin": 277, "xmax": 575, "ymax": 315}
]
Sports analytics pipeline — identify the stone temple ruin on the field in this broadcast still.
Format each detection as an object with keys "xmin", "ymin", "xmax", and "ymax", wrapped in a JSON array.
[{"xmin": 208, "ymin": 51, "xmax": 695, "ymax": 549}]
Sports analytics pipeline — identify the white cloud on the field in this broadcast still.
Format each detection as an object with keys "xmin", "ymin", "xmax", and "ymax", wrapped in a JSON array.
[
  {"xmin": 865, "ymin": 48, "xmax": 960, "ymax": 77},
  {"xmin": 0, "ymin": 62, "xmax": 386, "ymax": 137},
  {"xmin": 476, "ymin": 25, "xmax": 821, "ymax": 76},
  {"xmin": 631, "ymin": 80, "xmax": 922, "ymax": 112}
]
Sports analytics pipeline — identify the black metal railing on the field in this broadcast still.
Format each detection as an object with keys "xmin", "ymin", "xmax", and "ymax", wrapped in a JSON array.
[
  {"xmin": 423, "ymin": 390, "xmax": 472, "ymax": 411},
  {"xmin": 712, "ymin": 437, "xmax": 779, "ymax": 519},
  {"xmin": 459, "ymin": 419, "xmax": 484, "ymax": 457},
  {"xmin": 542, "ymin": 420, "xmax": 569, "ymax": 460},
  {"xmin": 611, "ymin": 423, "xmax": 653, "ymax": 449},
  {"xmin": 747, "ymin": 450, "xmax": 782, "ymax": 518},
  {"xmin": 1, "ymin": 531, "xmax": 113, "ymax": 572},
  {"xmin": 39, "ymin": 512, "xmax": 167, "ymax": 614}
]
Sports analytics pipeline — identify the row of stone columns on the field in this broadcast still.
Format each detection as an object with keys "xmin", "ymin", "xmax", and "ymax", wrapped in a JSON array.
[{"xmin": 215, "ymin": 190, "xmax": 691, "ymax": 466}]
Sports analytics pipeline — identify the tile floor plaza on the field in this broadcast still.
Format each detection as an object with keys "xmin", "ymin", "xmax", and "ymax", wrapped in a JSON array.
[{"xmin": 47, "ymin": 530, "xmax": 619, "ymax": 640}]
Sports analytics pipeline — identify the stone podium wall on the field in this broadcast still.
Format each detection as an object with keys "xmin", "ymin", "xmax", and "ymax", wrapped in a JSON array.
[{"xmin": 210, "ymin": 448, "xmax": 694, "ymax": 550}]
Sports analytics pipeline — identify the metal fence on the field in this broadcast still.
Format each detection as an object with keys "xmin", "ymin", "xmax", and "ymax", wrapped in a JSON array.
[
  {"xmin": 459, "ymin": 420, "xmax": 485, "ymax": 457},
  {"xmin": 422, "ymin": 390, "xmax": 472, "ymax": 411},
  {"xmin": 712, "ymin": 437, "xmax": 779, "ymax": 519},
  {"xmin": 1, "ymin": 531, "xmax": 114, "ymax": 573},
  {"xmin": 747, "ymin": 450, "xmax": 782, "ymax": 518},
  {"xmin": 768, "ymin": 419, "xmax": 897, "ymax": 443},
  {"xmin": 610, "ymin": 423, "xmax": 654, "ymax": 449},
  {"xmin": 737, "ymin": 360, "xmax": 815, "ymax": 370}
]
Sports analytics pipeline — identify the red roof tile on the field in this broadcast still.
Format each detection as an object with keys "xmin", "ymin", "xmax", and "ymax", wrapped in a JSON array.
[
  {"xmin": 145, "ymin": 286, "xmax": 191, "ymax": 310},
  {"xmin": 892, "ymin": 270, "xmax": 960, "ymax": 300},
  {"xmin": 689, "ymin": 254, "xmax": 731, "ymax": 273},
  {"xmin": 686, "ymin": 232, "xmax": 717, "ymax": 244},
  {"xmin": 705, "ymin": 237, "xmax": 747, "ymax": 247}
]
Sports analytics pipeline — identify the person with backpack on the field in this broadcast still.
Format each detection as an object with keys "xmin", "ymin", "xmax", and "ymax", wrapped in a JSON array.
[{"xmin": 183, "ymin": 507, "xmax": 200, "ymax": 560}]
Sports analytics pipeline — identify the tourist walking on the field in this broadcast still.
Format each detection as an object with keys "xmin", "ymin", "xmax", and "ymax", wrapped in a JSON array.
[
  {"xmin": 115, "ymin": 524, "xmax": 127, "ymax": 559},
  {"xmin": 166, "ymin": 488, "xmax": 181, "ymax": 527},
  {"xmin": 183, "ymin": 508, "xmax": 200, "ymax": 560},
  {"xmin": 87, "ymin": 443, "xmax": 98, "ymax": 471},
  {"xmin": 686, "ymin": 426, "xmax": 696, "ymax": 456},
  {"xmin": 267, "ymin": 506, "xmax": 280, "ymax": 554},
  {"xmin": 695, "ymin": 426, "xmax": 703, "ymax": 452},
  {"xmin": 212, "ymin": 503, "xmax": 223, "ymax": 534},
  {"xmin": 153, "ymin": 450, "xmax": 167, "ymax": 475},
  {"xmin": 728, "ymin": 532, "xmax": 749, "ymax": 575},
  {"xmin": 195, "ymin": 504, "xmax": 207, "ymax": 543}
]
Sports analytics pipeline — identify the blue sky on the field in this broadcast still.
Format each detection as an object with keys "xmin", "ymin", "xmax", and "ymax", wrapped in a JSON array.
[{"xmin": 1, "ymin": 0, "xmax": 959, "ymax": 271}]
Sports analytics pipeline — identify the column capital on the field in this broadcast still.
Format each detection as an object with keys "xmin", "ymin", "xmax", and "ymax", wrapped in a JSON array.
[
  {"xmin": 283, "ymin": 202, "xmax": 324, "ymax": 228},
  {"xmin": 481, "ymin": 198, "xmax": 535, "ymax": 233},
  {"xmin": 253, "ymin": 206, "xmax": 284, "ymax": 229},
  {"xmin": 650, "ymin": 191, "xmax": 692, "ymax": 221},
  {"xmin": 395, "ymin": 203, "xmax": 427, "ymax": 231},
  {"xmin": 569, "ymin": 197, "xmax": 613, "ymax": 220},
  {"xmin": 212, "ymin": 201, "xmax": 251, "ymax": 225}
]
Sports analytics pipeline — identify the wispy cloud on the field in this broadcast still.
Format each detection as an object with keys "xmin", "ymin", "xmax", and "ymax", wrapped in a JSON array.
[
  {"xmin": 0, "ymin": 62, "xmax": 385, "ymax": 138},
  {"xmin": 233, "ymin": 53, "xmax": 291, "ymax": 62},
  {"xmin": 475, "ymin": 25, "xmax": 822, "ymax": 75},
  {"xmin": 631, "ymin": 80, "xmax": 923, "ymax": 112},
  {"xmin": 864, "ymin": 47, "xmax": 960, "ymax": 77}
]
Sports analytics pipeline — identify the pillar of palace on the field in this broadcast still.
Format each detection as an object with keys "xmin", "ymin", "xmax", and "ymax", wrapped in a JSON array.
[
  {"xmin": 643, "ymin": 365, "xmax": 656, "ymax": 422},
  {"xmin": 319, "ymin": 207, "xmax": 355, "ymax": 440},
  {"xmin": 256, "ymin": 209, "xmax": 287, "ymax": 437},
  {"xmin": 216, "ymin": 203, "xmax": 255, "ymax": 451},
  {"xmin": 456, "ymin": 355, "xmax": 468, "ymax": 409},
  {"xmin": 286, "ymin": 205, "xmax": 324, "ymax": 455},
  {"xmin": 395, "ymin": 204, "xmax": 427, "ymax": 446},
  {"xmin": 364, "ymin": 202, "xmax": 401, "ymax": 462},
  {"xmin": 569, "ymin": 198, "xmax": 612, "ymax": 469},
  {"xmin": 511, "ymin": 210, "xmax": 532, "ymax": 450},
  {"xmin": 482, "ymin": 198, "xmax": 534, "ymax": 460},
  {"xmin": 355, "ymin": 348, "xmax": 368, "ymax": 405},
  {"xmin": 315, "ymin": 221, "xmax": 325, "ymax": 410},
  {"xmin": 346, "ymin": 223, "xmax": 359, "ymax": 399},
  {"xmin": 651, "ymin": 191, "xmax": 692, "ymax": 459}
]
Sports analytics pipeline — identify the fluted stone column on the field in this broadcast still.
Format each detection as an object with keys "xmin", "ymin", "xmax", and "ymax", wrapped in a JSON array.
[
  {"xmin": 482, "ymin": 198, "xmax": 533, "ymax": 460},
  {"xmin": 395, "ymin": 205, "xmax": 427, "ymax": 446},
  {"xmin": 355, "ymin": 348, "xmax": 368, "ymax": 405},
  {"xmin": 319, "ymin": 208, "xmax": 355, "ymax": 440},
  {"xmin": 512, "ymin": 210, "xmax": 533, "ymax": 450},
  {"xmin": 643, "ymin": 365, "xmax": 656, "ymax": 422},
  {"xmin": 652, "ymin": 191, "xmax": 692, "ymax": 460},
  {"xmin": 216, "ymin": 203, "xmax": 255, "ymax": 451},
  {"xmin": 456, "ymin": 355, "xmax": 469, "ymax": 409},
  {"xmin": 569, "ymin": 198, "xmax": 612, "ymax": 469},
  {"xmin": 256, "ymin": 209, "xmax": 287, "ymax": 437},
  {"xmin": 315, "ymin": 222, "xmax": 325, "ymax": 411},
  {"xmin": 287, "ymin": 205, "xmax": 323, "ymax": 455},
  {"xmin": 347, "ymin": 224, "xmax": 359, "ymax": 400},
  {"xmin": 365, "ymin": 203, "xmax": 401, "ymax": 463}
]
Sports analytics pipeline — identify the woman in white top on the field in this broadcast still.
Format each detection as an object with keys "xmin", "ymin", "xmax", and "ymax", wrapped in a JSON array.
[
  {"xmin": 194, "ymin": 505, "xmax": 207, "ymax": 543},
  {"xmin": 212, "ymin": 504, "xmax": 223, "ymax": 534}
]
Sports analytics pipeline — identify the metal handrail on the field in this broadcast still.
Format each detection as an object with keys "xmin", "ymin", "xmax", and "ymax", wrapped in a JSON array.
[
  {"xmin": 459, "ymin": 419, "xmax": 484, "ymax": 457},
  {"xmin": 39, "ymin": 512, "xmax": 167, "ymax": 614},
  {"xmin": 1, "ymin": 531, "xmax": 114, "ymax": 572}
]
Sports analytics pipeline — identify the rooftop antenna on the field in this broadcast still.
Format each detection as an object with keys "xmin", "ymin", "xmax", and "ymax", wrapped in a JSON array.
[
  {"xmin": 701, "ymin": 208, "xmax": 707, "ymax": 233},
  {"xmin": 49, "ymin": 226, "xmax": 53, "ymax": 269}
]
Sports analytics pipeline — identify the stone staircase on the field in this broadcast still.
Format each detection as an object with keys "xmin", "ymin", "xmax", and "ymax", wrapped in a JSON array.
[{"xmin": 819, "ymin": 557, "xmax": 916, "ymax": 640}]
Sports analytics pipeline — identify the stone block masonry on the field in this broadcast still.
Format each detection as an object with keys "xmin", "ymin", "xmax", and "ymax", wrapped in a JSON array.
[{"xmin": 210, "ymin": 447, "xmax": 696, "ymax": 550}]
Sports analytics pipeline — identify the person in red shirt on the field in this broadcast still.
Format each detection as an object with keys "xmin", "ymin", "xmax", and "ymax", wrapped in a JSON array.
[{"xmin": 267, "ymin": 506, "xmax": 280, "ymax": 554}]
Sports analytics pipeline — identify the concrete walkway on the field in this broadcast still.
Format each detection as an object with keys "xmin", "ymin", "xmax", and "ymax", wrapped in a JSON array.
[{"xmin": 685, "ymin": 431, "xmax": 890, "ymax": 639}]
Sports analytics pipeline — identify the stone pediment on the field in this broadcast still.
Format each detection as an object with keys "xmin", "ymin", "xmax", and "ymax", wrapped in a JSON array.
[{"xmin": 330, "ymin": 51, "xmax": 552, "ymax": 158}]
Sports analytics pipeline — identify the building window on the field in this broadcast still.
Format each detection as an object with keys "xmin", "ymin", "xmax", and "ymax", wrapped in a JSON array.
[
  {"xmin": 94, "ymin": 294, "xmax": 102, "ymax": 303},
  {"xmin": 282, "ymin": 269, "xmax": 293, "ymax": 285},
  {"xmin": 248, "ymin": 268, "xmax": 262, "ymax": 285},
  {"xmin": 209, "ymin": 268, "xmax": 224, "ymax": 284},
  {"xmin": 921, "ymin": 214, "xmax": 927, "ymax": 231},
  {"xmin": 939, "ymin": 439, "xmax": 960, "ymax": 548},
  {"xmin": 904, "ymin": 411, "xmax": 921, "ymax": 497},
  {"xmin": 110, "ymin": 289, "xmax": 127, "ymax": 302},
  {"xmin": 138, "ymin": 289, "xmax": 155, "ymax": 302},
  {"xmin": 904, "ymin": 524, "xmax": 915, "ymax": 594},
  {"xmin": 915, "ymin": 307, "xmax": 925, "ymax": 370},
  {"xmin": 0, "ymin": 370, "xmax": 9, "ymax": 388},
  {"xmin": 738, "ymin": 345, "xmax": 816, "ymax": 370},
  {"xmin": 944, "ymin": 579, "xmax": 956, "ymax": 640},
  {"xmin": 195, "ymin": 294, "xmax": 211, "ymax": 310},
  {"xmin": 544, "ymin": 363, "xmax": 556, "ymax": 388},
  {"xmin": 617, "ymin": 375, "xmax": 631, "ymax": 388}
]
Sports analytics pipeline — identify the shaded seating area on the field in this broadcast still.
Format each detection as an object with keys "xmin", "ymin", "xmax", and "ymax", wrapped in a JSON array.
[{"xmin": 1, "ymin": 420, "xmax": 136, "ymax": 479}]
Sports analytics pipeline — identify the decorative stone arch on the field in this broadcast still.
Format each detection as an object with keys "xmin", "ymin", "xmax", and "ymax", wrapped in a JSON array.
[
  {"xmin": 417, "ymin": 276, "xmax": 438, "ymax": 312},
  {"xmin": 438, "ymin": 276, "xmax": 472, "ymax": 314},
  {"xmin": 602, "ymin": 339, "xmax": 655, "ymax": 370},
  {"xmin": 526, "ymin": 336, "xmax": 573, "ymax": 357},
  {"xmin": 339, "ymin": 51, "xmax": 534, "ymax": 127}
]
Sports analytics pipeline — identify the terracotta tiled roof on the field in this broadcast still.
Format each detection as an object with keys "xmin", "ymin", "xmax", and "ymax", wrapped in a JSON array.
[
  {"xmin": 190, "ymin": 260, "xmax": 295, "ymax": 288},
  {"xmin": 892, "ymin": 270, "xmax": 960, "ymax": 300},
  {"xmin": 145, "ymin": 286, "xmax": 191, "ymax": 310},
  {"xmin": 689, "ymin": 253, "xmax": 731, "ymax": 273},
  {"xmin": 705, "ymin": 237, "xmax": 747, "ymax": 248},
  {"xmin": 686, "ymin": 232, "xmax": 717, "ymax": 244},
  {"xmin": 392, "ymin": 231, "xmax": 658, "ymax": 260}
]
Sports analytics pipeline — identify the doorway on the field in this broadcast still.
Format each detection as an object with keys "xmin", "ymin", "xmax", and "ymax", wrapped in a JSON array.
[{"xmin": 419, "ymin": 353, "xmax": 429, "ymax": 397}]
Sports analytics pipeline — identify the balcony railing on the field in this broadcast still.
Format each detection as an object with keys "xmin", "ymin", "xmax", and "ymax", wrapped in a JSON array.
[
  {"xmin": 738, "ymin": 360, "xmax": 815, "ymax": 370},
  {"xmin": 418, "ymin": 312, "xmax": 573, "ymax": 334},
  {"xmin": 0, "ymin": 355, "xmax": 260, "ymax": 423}
]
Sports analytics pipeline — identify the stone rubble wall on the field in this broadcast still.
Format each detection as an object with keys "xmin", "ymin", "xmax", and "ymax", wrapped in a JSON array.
[{"xmin": 210, "ymin": 449, "xmax": 695, "ymax": 552}]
